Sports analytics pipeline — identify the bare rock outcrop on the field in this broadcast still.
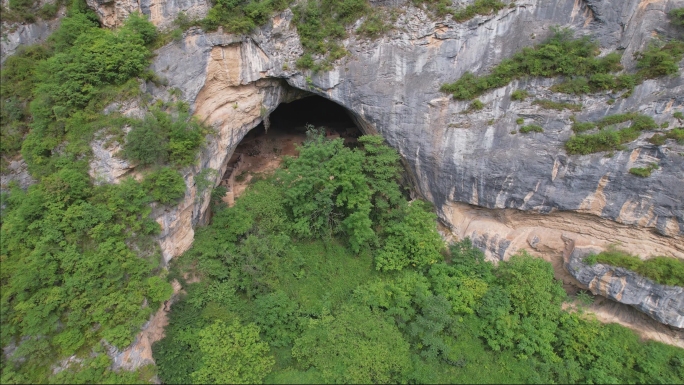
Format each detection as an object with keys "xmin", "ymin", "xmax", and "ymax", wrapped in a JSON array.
[
  {"xmin": 86, "ymin": 0, "xmax": 210, "ymax": 28},
  {"xmin": 564, "ymin": 243, "xmax": 684, "ymax": 329}
]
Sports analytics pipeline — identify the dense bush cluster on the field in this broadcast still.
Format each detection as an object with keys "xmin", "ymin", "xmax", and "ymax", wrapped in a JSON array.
[
  {"xmin": 565, "ymin": 113, "xmax": 658, "ymax": 155},
  {"xmin": 0, "ymin": 0, "xmax": 66, "ymax": 23},
  {"xmin": 441, "ymin": 28, "xmax": 624, "ymax": 100},
  {"xmin": 154, "ymin": 132, "xmax": 684, "ymax": 384},
  {"xmin": 0, "ymin": 5, "xmax": 203, "ymax": 383},
  {"xmin": 585, "ymin": 248, "xmax": 684, "ymax": 286},
  {"xmin": 441, "ymin": 28, "xmax": 684, "ymax": 100}
]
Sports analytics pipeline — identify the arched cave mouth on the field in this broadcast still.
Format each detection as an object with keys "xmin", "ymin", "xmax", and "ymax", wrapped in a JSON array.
[{"xmin": 220, "ymin": 95, "xmax": 363, "ymax": 203}]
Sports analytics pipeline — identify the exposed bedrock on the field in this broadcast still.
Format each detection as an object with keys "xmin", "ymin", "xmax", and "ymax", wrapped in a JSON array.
[
  {"xmin": 137, "ymin": 0, "xmax": 684, "ymax": 265},
  {"xmin": 564, "ymin": 242, "xmax": 684, "ymax": 328}
]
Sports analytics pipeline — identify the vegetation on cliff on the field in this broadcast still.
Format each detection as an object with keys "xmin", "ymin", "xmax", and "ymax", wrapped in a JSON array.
[
  {"xmin": 585, "ymin": 247, "xmax": 684, "ymax": 287},
  {"xmin": 1, "ymin": 5, "xmax": 208, "ymax": 383},
  {"xmin": 440, "ymin": 28, "xmax": 684, "ymax": 100},
  {"xmin": 154, "ymin": 131, "xmax": 684, "ymax": 384}
]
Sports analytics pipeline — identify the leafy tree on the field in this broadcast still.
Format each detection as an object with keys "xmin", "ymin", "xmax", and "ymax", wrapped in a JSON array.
[
  {"xmin": 123, "ymin": 106, "xmax": 206, "ymax": 168},
  {"xmin": 375, "ymin": 200, "xmax": 444, "ymax": 271},
  {"xmin": 191, "ymin": 319, "xmax": 275, "ymax": 384},
  {"xmin": 253, "ymin": 290, "xmax": 303, "ymax": 347},
  {"xmin": 292, "ymin": 304, "xmax": 411, "ymax": 383},
  {"xmin": 143, "ymin": 167, "xmax": 186, "ymax": 205}
]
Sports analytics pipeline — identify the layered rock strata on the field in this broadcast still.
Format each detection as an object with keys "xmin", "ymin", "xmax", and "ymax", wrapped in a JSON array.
[{"xmin": 564, "ymin": 242, "xmax": 684, "ymax": 328}]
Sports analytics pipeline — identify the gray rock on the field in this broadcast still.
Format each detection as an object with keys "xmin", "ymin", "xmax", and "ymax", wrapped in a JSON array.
[{"xmin": 565, "ymin": 246, "xmax": 684, "ymax": 328}]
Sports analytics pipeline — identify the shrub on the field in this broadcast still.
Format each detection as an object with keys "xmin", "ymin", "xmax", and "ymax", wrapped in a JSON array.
[
  {"xmin": 468, "ymin": 99, "xmax": 485, "ymax": 111},
  {"xmin": 451, "ymin": 0, "xmax": 506, "ymax": 22},
  {"xmin": 635, "ymin": 40, "xmax": 684, "ymax": 79},
  {"xmin": 143, "ymin": 167, "xmax": 187, "ymax": 205},
  {"xmin": 357, "ymin": 13, "xmax": 390, "ymax": 37},
  {"xmin": 674, "ymin": 111, "xmax": 684, "ymax": 121},
  {"xmin": 516, "ymin": 117, "xmax": 524, "ymax": 125},
  {"xmin": 441, "ymin": 28, "xmax": 625, "ymax": 100},
  {"xmin": 124, "ymin": 107, "xmax": 206, "ymax": 167},
  {"xmin": 670, "ymin": 8, "xmax": 684, "ymax": 27},
  {"xmin": 533, "ymin": 99, "xmax": 582, "ymax": 111},
  {"xmin": 629, "ymin": 162, "xmax": 659, "ymax": 177},
  {"xmin": 572, "ymin": 121, "xmax": 597, "ymax": 133},
  {"xmin": 510, "ymin": 89, "xmax": 529, "ymax": 101},
  {"xmin": 586, "ymin": 247, "xmax": 684, "ymax": 286},
  {"xmin": 519, "ymin": 124, "xmax": 543, "ymax": 133}
]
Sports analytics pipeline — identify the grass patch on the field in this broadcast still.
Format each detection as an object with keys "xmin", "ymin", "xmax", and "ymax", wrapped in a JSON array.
[
  {"xmin": 441, "ymin": 27, "xmax": 684, "ymax": 99},
  {"xmin": 629, "ymin": 162, "xmax": 659, "ymax": 177},
  {"xmin": 565, "ymin": 113, "xmax": 658, "ymax": 154},
  {"xmin": 649, "ymin": 128, "xmax": 684, "ymax": 145},
  {"xmin": 516, "ymin": 117, "xmax": 524, "ymax": 125},
  {"xmin": 440, "ymin": 28, "xmax": 624, "ymax": 100},
  {"xmin": 465, "ymin": 99, "xmax": 485, "ymax": 112},
  {"xmin": 585, "ymin": 247, "xmax": 684, "ymax": 286},
  {"xmin": 674, "ymin": 111, "xmax": 684, "ymax": 121},
  {"xmin": 510, "ymin": 89, "xmax": 529, "ymax": 101},
  {"xmin": 519, "ymin": 124, "xmax": 543, "ymax": 133},
  {"xmin": 533, "ymin": 99, "xmax": 582, "ymax": 112},
  {"xmin": 451, "ymin": 0, "xmax": 507, "ymax": 22}
]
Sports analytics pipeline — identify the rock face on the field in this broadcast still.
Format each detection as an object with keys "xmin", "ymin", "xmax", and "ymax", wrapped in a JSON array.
[
  {"xmin": 0, "ymin": 7, "xmax": 65, "ymax": 64},
  {"xmin": 86, "ymin": 0, "xmax": 210, "ymax": 28},
  {"xmin": 564, "ymin": 243, "xmax": 684, "ymax": 328},
  {"xmin": 141, "ymin": 0, "xmax": 684, "ymax": 266}
]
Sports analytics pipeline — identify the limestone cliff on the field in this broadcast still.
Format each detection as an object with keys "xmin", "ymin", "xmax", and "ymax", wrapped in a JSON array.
[
  {"xmin": 5, "ymin": 0, "xmax": 684, "ymax": 365},
  {"xmin": 564, "ymin": 242, "xmax": 684, "ymax": 328},
  {"xmin": 136, "ymin": 0, "xmax": 684, "ymax": 265}
]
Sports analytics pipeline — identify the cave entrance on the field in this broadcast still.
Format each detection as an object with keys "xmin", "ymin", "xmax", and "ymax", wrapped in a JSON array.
[{"xmin": 220, "ymin": 95, "xmax": 363, "ymax": 205}]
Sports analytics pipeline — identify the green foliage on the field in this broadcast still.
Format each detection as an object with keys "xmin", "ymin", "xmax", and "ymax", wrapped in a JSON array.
[
  {"xmin": 451, "ymin": 0, "xmax": 506, "ymax": 22},
  {"xmin": 1, "ymin": 170, "xmax": 171, "ymax": 381},
  {"xmin": 18, "ymin": 10, "xmax": 155, "ymax": 177},
  {"xmin": 357, "ymin": 13, "xmax": 391, "ymax": 38},
  {"xmin": 191, "ymin": 320, "xmax": 275, "ymax": 384},
  {"xmin": 635, "ymin": 40, "xmax": 684, "ymax": 79},
  {"xmin": 375, "ymin": 201, "xmax": 444, "ymax": 271},
  {"xmin": 201, "ymin": 0, "xmax": 290, "ymax": 34},
  {"xmin": 585, "ymin": 247, "xmax": 684, "ymax": 286},
  {"xmin": 0, "ymin": 45, "xmax": 51, "ymax": 170},
  {"xmin": 441, "ymin": 28, "xmax": 624, "ymax": 100},
  {"xmin": 670, "ymin": 8, "xmax": 684, "ymax": 27},
  {"xmin": 674, "ymin": 111, "xmax": 684, "ymax": 121},
  {"xmin": 467, "ymin": 99, "xmax": 485, "ymax": 112},
  {"xmin": 533, "ymin": 99, "xmax": 582, "ymax": 111},
  {"xmin": 629, "ymin": 162, "xmax": 659, "ymax": 177},
  {"xmin": 0, "ymin": 8, "xmax": 183, "ymax": 382},
  {"xmin": 519, "ymin": 124, "xmax": 543, "ymax": 133},
  {"xmin": 292, "ymin": 0, "xmax": 369, "ymax": 70},
  {"xmin": 143, "ymin": 167, "xmax": 187, "ymax": 205},
  {"xmin": 510, "ymin": 89, "xmax": 529, "ymax": 101},
  {"xmin": 253, "ymin": 291, "xmax": 303, "ymax": 347},
  {"xmin": 565, "ymin": 113, "xmax": 658, "ymax": 154},
  {"xmin": 650, "ymin": 128, "xmax": 684, "ymax": 145},
  {"xmin": 154, "ymin": 137, "xmax": 684, "ymax": 385},
  {"xmin": 292, "ymin": 304, "xmax": 412, "ymax": 383},
  {"xmin": 123, "ymin": 106, "xmax": 206, "ymax": 168},
  {"xmin": 515, "ymin": 117, "xmax": 524, "ymax": 125},
  {"xmin": 2, "ymin": 0, "xmax": 66, "ymax": 23},
  {"xmin": 277, "ymin": 132, "xmax": 404, "ymax": 253},
  {"xmin": 478, "ymin": 252, "xmax": 566, "ymax": 360}
]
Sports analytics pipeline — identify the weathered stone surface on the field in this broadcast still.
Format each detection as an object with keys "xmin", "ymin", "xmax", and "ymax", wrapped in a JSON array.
[
  {"xmin": 0, "ymin": 7, "xmax": 65, "ymax": 64},
  {"xmin": 146, "ymin": 0, "xmax": 684, "ymax": 264},
  {"xmin": 564, "ymin": 243, "xmax": 684, "ymax": 329},
  {"xmin": 85, "ymin": 0, "xmax": 210, "ymax": 28}
]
